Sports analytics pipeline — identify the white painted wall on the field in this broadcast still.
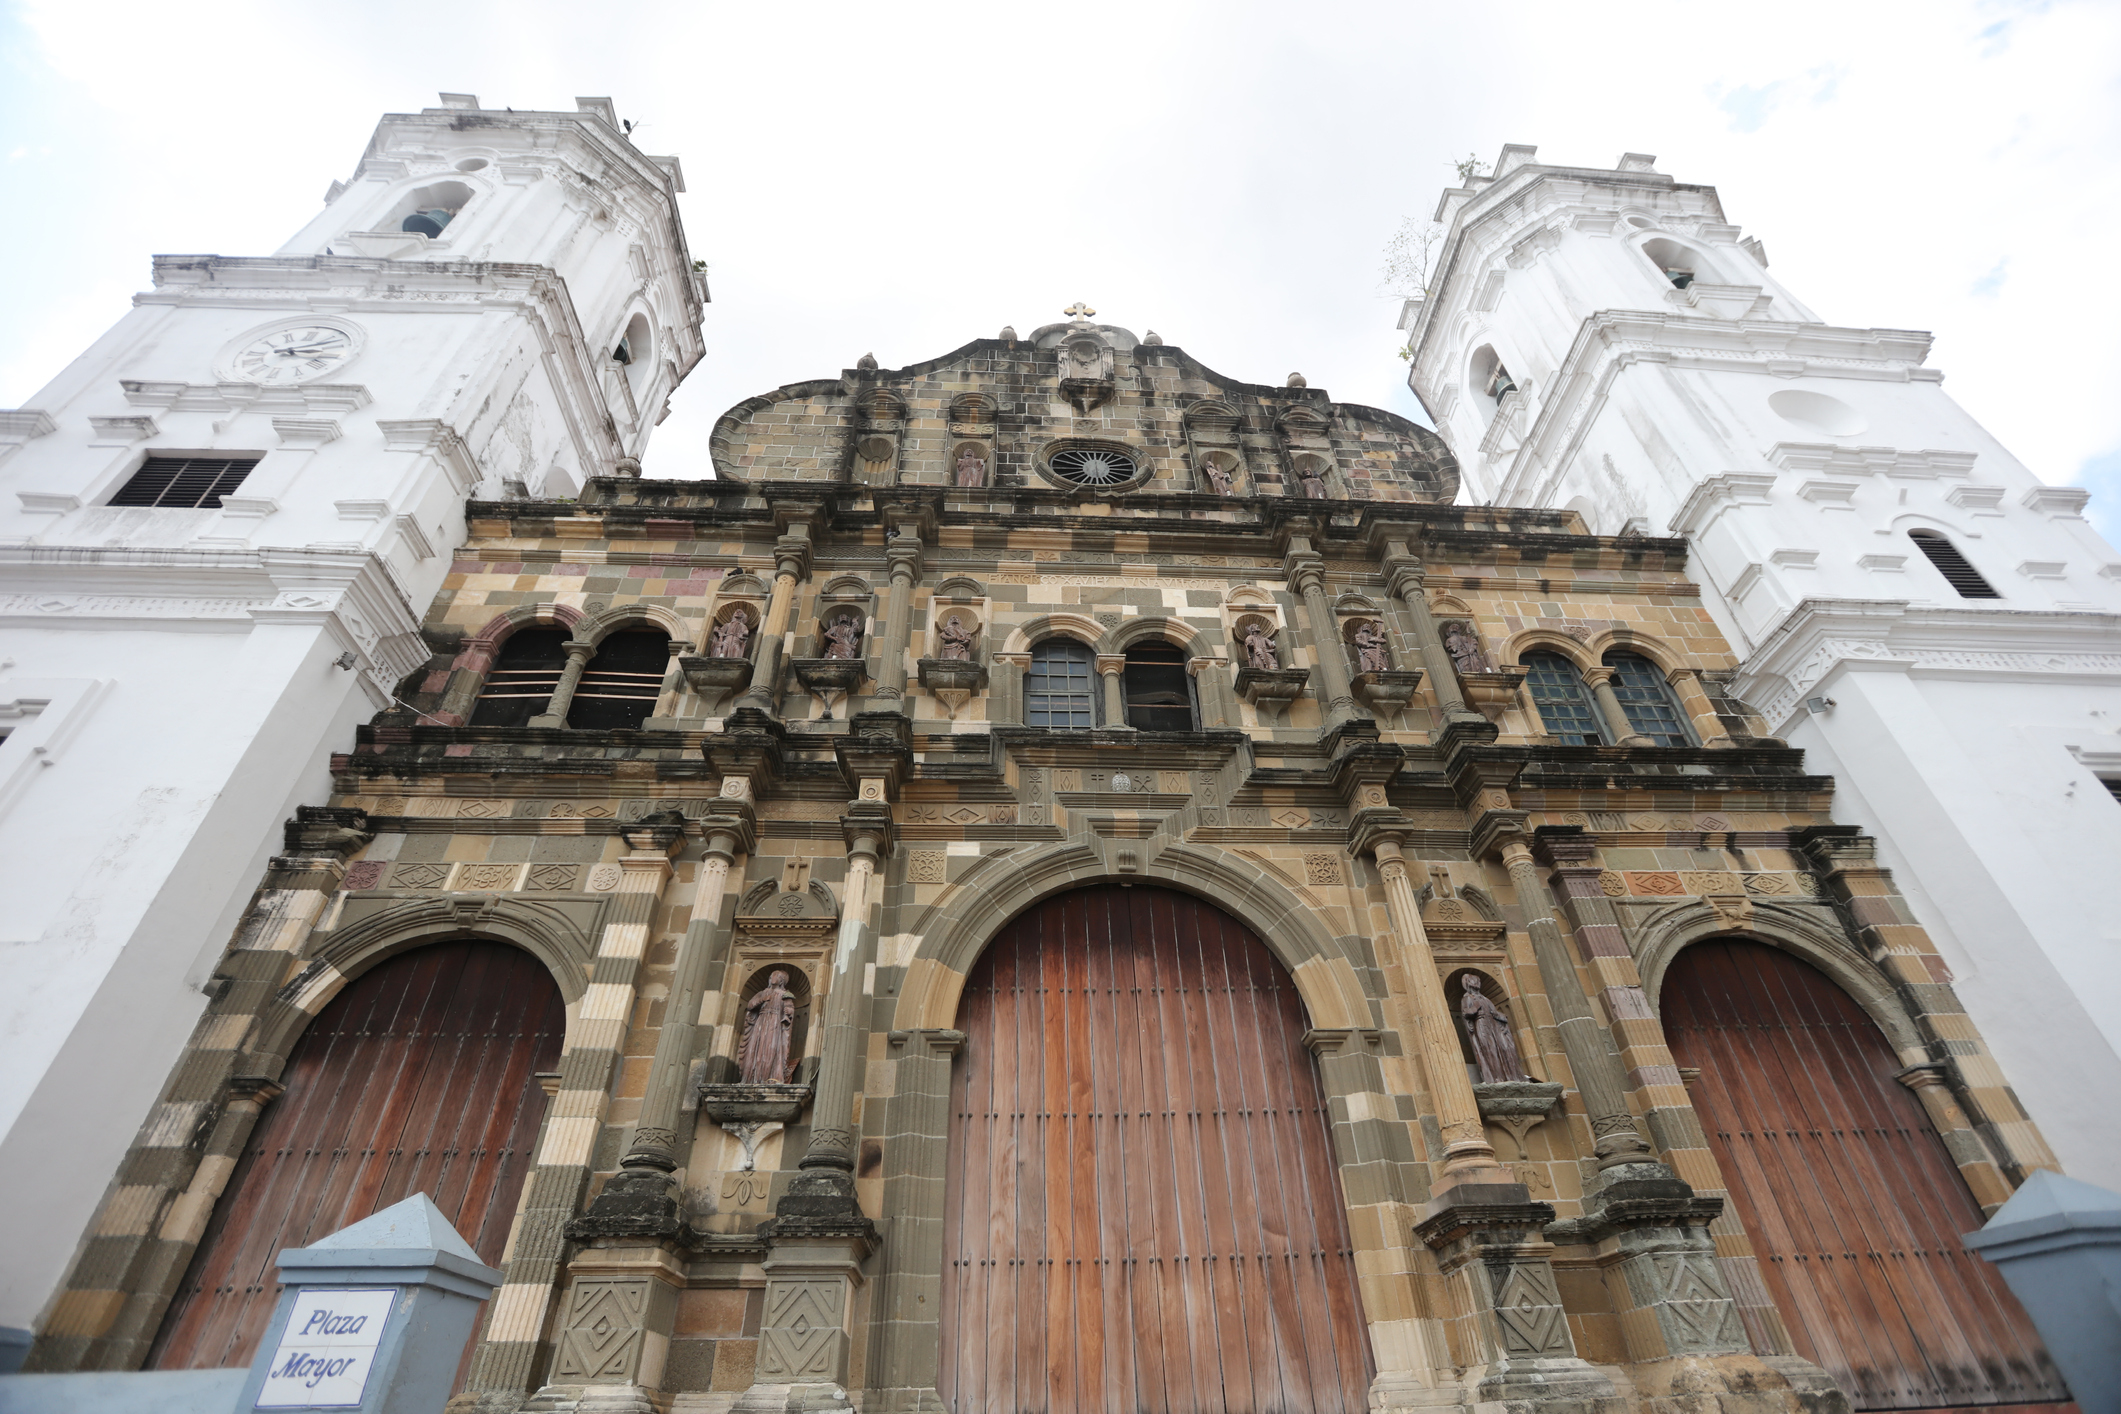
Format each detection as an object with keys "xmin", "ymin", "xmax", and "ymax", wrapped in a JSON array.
[
  {"xmin": 1409, "ymin": 146, "xmax": 2121, "ymax": 1189},
  {"xmin": 0, "ymin": 97, "xmax": 704, "ymax": 1333}
]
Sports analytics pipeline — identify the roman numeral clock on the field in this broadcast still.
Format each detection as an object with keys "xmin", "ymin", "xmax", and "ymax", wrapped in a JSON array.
[{"xmin": 218, "ymin": 319, "xmax": 364, "ymax": 385}]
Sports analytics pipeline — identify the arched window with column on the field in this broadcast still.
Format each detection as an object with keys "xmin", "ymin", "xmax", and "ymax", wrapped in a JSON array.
[
  {"xmin": 1025, "ymin": 638, "xmax": 1097, "ymax": 727},
  {"xmin": 1603, "ymin": 650, "xmax": 1693, "ymax": 746},
  {"xmin": 469, "ymin": 627, "xmax": 570, "ymax": 727},
  {"xmin": 1121, "ymin": 640, "xmax": 1196, "ymax": 731},
  {"xmin": 1523, "ymin": 651, "xmax": 1604, "ymax": 745},
  {"xmin": 567, "ymin": 628, "xmax": 670, "ymax": 730}
]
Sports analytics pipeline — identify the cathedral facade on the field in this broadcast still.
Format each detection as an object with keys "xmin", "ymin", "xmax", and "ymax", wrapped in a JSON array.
[{"xmin": 2, "ymin": 104, "xmax": 2096, "ymax": 1414}]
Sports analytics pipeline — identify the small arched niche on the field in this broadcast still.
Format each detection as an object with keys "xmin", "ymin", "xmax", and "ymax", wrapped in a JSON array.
[
  {"xmin": 1640, "ymin": 236, "xmax": 1712, "ymax": 290},
  {"xmin": 387, "ymin": 180, "xmax": 476, "ymax": 238},
  {"xmin": 613, "ymin": 313, "xmax": 653, "ymax": 398},
  {"xmin": 950, "ymin": 441, "xmax": 990, "ymax": 488},
  {"xmin": 1445, "ymin": 966, "xmax": 1535, "ymax": 1083},
  {"xmin": 1468, "ymin": 345, "xmax": 1517, "ymax": 426},
  {"xmin": 719, "ymin": 964, "xmax": 813, "ymax": 1085}
]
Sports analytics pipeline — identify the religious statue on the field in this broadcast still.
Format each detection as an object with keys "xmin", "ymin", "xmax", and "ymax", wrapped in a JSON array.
[
  {"xmin": 1353, "ymin": 620, "xmax": 1390, "ymax": 674},
  {"xmin": 1203, "ymin": 461, "xmax": 1233, "ymax": 496},
  {"xmin": 1460, "ymin": 975, "xmax": 1528, "ymax": 1083},
  {"xmin": 954, "ymin": 448, "xmax": 987, "ymax": 487},
  {"xmin": 709, "ymin": 607, "xmax": 752, "ymax": 658},
  {"xmin": 737, "ymin": 969, "xmax": 798, "ymax": 1084},
  {"xmin": 1299, "ymin": 472, "xmax": 1326, "ymax": 499},
  {"xmin": 1441, "ymin": 620, "xmax": 1490, "ymax": 674},
  {"xmin": 1242, "ymin": 622, "xmax": 1279, "ymax": 671},
  {"xmin": 823, "ymin": 614, "xmax": 863, "ymax": 660},
  {"xmin": 936, "ymin": 614, "xmax": 976, "ymax": 661}
]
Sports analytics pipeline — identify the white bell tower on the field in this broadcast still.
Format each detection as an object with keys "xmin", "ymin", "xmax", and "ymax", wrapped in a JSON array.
[
  {"xmin": 1406, "ymin": 145, "xmax": 2121, "ymax": 1188},
  {"xmin": 0, "ymin": 95, "xmax": 704, "ymax": 1341}
]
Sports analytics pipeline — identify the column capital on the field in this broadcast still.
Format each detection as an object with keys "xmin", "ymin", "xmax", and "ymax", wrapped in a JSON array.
[
  {"xmin": 1579, "ymin": 665, "xmax": 1615, "ymax": 689},
  {"xmin": 884, "ymin": 542, "xmax": 923, "ymax": 581},
  {"xmin": 1094, "ymin": 653, "xmax": 1125, "ymax": 677},
  {"xmin": 562, "ymin": 638, "xmax": 597, "ymax": 662},
  {"xmin": 1531, "ymin": 824, "xmax": 1599, "ymax": 868},
  {"xmin": 1283, "ymin": 554, "xmax": 1327, "ymax": 596}
]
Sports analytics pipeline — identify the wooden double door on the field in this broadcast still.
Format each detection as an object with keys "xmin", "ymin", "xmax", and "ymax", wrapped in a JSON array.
[
  {"xmin": 151, "ymin": 940, "xmax": 564, "ymax": 1375},
  {"xmin": 1662, "ymin": 939, "xmax": 2068, "ymax": 1409},
  {"xmin": 941, "ymin": 886, "xmax": 1371, "ymax": 1414}
]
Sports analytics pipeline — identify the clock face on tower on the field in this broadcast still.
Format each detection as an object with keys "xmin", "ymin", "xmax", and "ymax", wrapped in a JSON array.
[{"xmin": 223, "ymin": 321, "xmax": 363, "ymax": 385}]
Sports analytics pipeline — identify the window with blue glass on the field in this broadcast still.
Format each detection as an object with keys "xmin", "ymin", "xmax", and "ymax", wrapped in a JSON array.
[
  {"xmin": 1026, "ymin": 638, "xmax": 1097, "ymax": 727},
  {"xmin": 1604, "ymin": 651, "xmax": 1692, "ymax": 746},
  {"xmin": 1523, "ymin": 652, "xmax": 1604, "ymax": 745}
]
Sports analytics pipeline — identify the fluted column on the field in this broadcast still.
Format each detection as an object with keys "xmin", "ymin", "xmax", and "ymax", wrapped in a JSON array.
[
  {"xmin": 874, "ymin": 539, "xmax": 922, "ymax": 703},
  {"xmin": 1494, "ymin": 836, "xmax": 1658, "ymax": 1172},
  {"xmin": 529, "ymin": 640, "xmax": 596, "ymax": 728},
  {"xmin": 1381, "ymin": 544, "xmax": 1484, "ymax": 729},
  {"xmin": 739, "ymin": 533, "xmax": 810, "ymax": 714},
  {"xmin": 1286, "ymin": 548, "xmax": 1362, "ymax": 729},
  {"xmin": 1368, "ymin": 837, "xmax": 1503, "ymax": 1186},
  {"xmin": 1581, "ymin": 666, "xmax": 1653, "ymax": 746}
]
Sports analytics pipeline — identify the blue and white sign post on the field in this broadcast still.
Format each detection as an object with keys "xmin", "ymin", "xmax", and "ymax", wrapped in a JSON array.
[{"xmin": 231, "ymin": 1195, "xmax": 502, "ymax": 1414}]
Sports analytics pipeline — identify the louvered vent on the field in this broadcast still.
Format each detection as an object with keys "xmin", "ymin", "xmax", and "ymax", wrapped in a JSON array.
[
  {"xmin": 107, "ymin": 456, "xmax": 260, "ymax": 509},
  {"xmin": 1907, "ymin": 530, "xmax": 2001, "ymax": 598}
]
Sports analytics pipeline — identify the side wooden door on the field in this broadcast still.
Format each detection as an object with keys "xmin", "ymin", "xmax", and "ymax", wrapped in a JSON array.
[
  {"xmin": 940, "ymin": 885, "xmax": 1371, "ymax": 1414},
  {"xmin": 151, "ymin": 940, "xmax": 564, "ymax": 1374},
  {"xmin": 1661, "ymin": 938, "xmax": 2067, "ymax": 1409}
]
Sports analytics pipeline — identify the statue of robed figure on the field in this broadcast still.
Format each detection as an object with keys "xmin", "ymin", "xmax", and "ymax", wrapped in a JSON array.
[
  {"xmin": 1461, "ymin": 974, "xmax": 1529, "ymax": 1083},
  {"xmin": 737, "ymin": 969, "xmax": 798, "ymax": 1084}
]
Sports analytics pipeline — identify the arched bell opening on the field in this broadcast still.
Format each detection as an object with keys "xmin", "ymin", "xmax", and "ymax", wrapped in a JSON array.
[
  {"xmin": 1120, "ymin": 639, "xmax": 1197, "ymax": 732},
  {"xmin": 469, "ymin": 626, "xmax": 570, "ymax": 726},
  {"xmin": 567, "ymin": 628, "xmax": 671, "ymax": 730},
  {"xmin": 389, "ymin": 180, "xmax": 475, "ymax": 238}
]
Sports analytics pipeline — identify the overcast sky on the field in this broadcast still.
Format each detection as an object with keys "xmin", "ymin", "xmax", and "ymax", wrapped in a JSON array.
[{"xmin": 4, "ymin": 1, "xmax": 2117, "ymax": 532}]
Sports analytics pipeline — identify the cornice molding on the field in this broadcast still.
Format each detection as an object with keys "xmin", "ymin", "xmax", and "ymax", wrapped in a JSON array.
[{"xmin": 1732, "ymin": 596, "xmax": 2121, "ymax": 728}]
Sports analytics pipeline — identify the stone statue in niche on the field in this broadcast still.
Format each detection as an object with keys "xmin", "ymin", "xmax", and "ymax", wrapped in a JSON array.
[
  {"xmin": 738, "ymin": 969, "xmax": 797, "ymax": 1084},
  {"xmin": 1441, "ymin": 620, "xmax": 1491, "ymax": 674},
  {"xmin": 954, "ymin": 449, "xmax": 987, "ymax": 487},
  {"xmin": 1299, "ymin": 470, "xmax": 1327, "ymax": 499},
  {"xmin": 1242, "ymin": 622, "xmax": 1279, "ymax": 671},
  {"xmin": 710, "ymin": 607, "xmax": 752, "ymax": 658},
  {"xmin": 823, "ymin": 614, "xmax": 863, "ymax": 659},
  {"xmin": 1461, "ymin": 975, "xmax": 1529, "ymax": 1083},
  {"xmin": 1203, "ymin": 460, "xmax": 1233, "ymax": 496},
  {"xmin": 1353, "ymin": 621, "xmax": 1390, "ymax": 674},
  {"xmin": 937, "ymin": 614, "xmax": 976, "ymax": 661}
]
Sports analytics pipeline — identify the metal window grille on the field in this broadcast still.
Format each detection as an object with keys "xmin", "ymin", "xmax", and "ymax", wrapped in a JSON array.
[
  {"xmin": 1908, "ymin": 530, "xmax": 2001, "ymax": 599},
  {"xmin": 567, "ymin": 630, "xmax": 670, "ymax": 731},
  {"xmin": 1122, "ymin": 641, "xmax": 1196, "ymax": 732},
  {"xmin": 1524, "ymin": 652, "xmax": 1604, "ymax": 745},
  {"xmin": 469, "ymin": 629, "xmax": 571, "ymax": 728},
  {"xmin": 1026, "ymin": 639, "xmax": 1096, "ymax": 728},
  {"xmin": 107, "ymin": 456, "xmax": 259, "ymax": 509},
  {"xmin": 1605, "ymin": 652, "xmax": 1692, "ymax": 746}
]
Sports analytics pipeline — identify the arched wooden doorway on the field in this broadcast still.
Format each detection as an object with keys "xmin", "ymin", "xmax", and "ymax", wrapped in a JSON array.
[
  {"xmin": 940, "ymin": 885, "xmax": 1371, "ymax": 1414},
  {"xmin": 1661, "ymin": 938, "xmax": 2067, "ymax": 1409},
  {"xmin": 150, "ymin": 939, "xmax": 564, "ymax": 1375}
]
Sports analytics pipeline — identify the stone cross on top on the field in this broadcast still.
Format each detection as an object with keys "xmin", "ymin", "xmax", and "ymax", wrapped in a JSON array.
[{"xmin": 1064, "ymin": 302, "xmax": 1096, "ymax": 321}]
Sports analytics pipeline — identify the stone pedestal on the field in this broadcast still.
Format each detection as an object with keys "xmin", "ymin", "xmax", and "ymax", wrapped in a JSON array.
[
  {"xmin": 1352, "ymin": 668, "xmax": 1423, "ymax": 716},
  {"xmin": 1234, "ymin": 665, "xmax": 1308, "ymax": 721},
  {"xmin": 915, "ymin": 658, "xmax": 986, "ymax": 718},
  {"xmin": 679, "ymin": 655, "xmax": 754, "ymax": 714},
  {"xmin": 542, "ymin": 1244, "xmax": 687, "ymax": 1413},
  {"xmin": 733, "ymin": 1229, "xmax": 873, "ymax": 1414}
]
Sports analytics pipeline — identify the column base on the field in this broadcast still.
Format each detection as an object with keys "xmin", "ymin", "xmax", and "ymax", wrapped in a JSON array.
[
  {"xmin": 565, "ymin": 1166, "xmax": 681, "ymax": 1243},
  {"xmin": 730, "ymin": 1382, "xmax": 857, "ymax": 1414},
  {"xmin": 1472, "ymin": 1356, "xmax": 1617, "ymax": 1404}
]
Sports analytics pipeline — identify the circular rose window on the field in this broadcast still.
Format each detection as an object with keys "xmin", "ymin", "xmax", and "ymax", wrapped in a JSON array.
[{"xmin": 1048, "ymin": 447, "xmax": 1137, "ymax": 486}]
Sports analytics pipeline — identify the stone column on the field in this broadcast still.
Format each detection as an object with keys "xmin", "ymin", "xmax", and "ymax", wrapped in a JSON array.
[
  {"xmin": 869, "ymin": 1028, "xmax": 966, "ymax": 1414},
  {"xmin": 1095, "ymin": 653, "xmax": 1128, "ymax": 728},
  {"xmin": 1285, "ymin": 542, "xmax": 1363, "ymax": 730},
  {"xmin": 1667, "ymin": 667, "xmax": 1736, "ymax": 746},
  {"xmin": 612, "ymin": 801, "xmax": 756, "ymax": 1187},
  {"xmin": 990, "ymin": 651, "xmax": 1028, "ymax": 725},
  {"xmin": 1381, "ymin": 542, "xmax": 1485, "ymax": 730},
  {"xmin": 1495, "ymin": 836, "xmax": 1659, "ymax": 1174},
  {"xmin": 1367, "ymin": 837, "xmax": 1504, "ymax": 1187},
  {"xmin": 1581, "ymin": 666, "xmax": 1653, "ymax": 746},
  {"xmin": 1188, "ymin": 655, "xmax": 1233, "ymax": 729},
  {"xmin": 491, "ymin": 814, "xmax": 686, "ymax": 1409},
  {"xmin": 740, "ymin": 531, "xmax": 812, "ymax": 714},
  {"xmin": 783, "ymin": 822, "xmax": 884, "ymax": 1213},
  {"xmin": 874, "ymin": 539, "xmax": 922, "ymax": 704},
  {"xmin": 529, "ymin": 640, "xmax": 597, "ymax": 728}
]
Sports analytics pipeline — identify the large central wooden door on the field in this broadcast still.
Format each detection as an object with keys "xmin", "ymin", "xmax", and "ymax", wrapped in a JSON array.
[
  {"xmin": 151, "ymin": 940, "xmax": 564, "ymax": 1374},
  {"xmin": 940, "ymin": 886, "xmax": 1371, "ymax": 1414},
  {"xmin": 1662, "ymin": 939, "xmax": 2067, "ymax": 1409}
]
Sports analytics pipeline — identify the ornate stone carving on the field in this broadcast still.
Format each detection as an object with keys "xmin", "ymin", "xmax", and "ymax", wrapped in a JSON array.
[
  {"xmin": 909, "ymin": 851, "xmax": 946, "ymax": 883},
  {"xmin": 342, "ymin": 860, "xmax": 385, "ymax": 890},
  {"xmin": 587, "ymin": 862, "xmax": 624, "ymax": 892},
  {"xmin": 1303, "ymin": 853, "xmax": 1343, "ymax": 885}
]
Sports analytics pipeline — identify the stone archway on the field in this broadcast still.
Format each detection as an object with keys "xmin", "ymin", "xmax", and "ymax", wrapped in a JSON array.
[{"xmin": 937, "ymin": 884, "xmax": 1371, "ymax": 1414}]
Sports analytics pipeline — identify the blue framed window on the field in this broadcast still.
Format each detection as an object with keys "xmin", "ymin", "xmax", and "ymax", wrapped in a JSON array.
[
  {"xmin": 1026, "ymin": 639, "xmax": 1097, "ymax": 728},
  {"xmin": 1523, "ymin": 652, "xmax": 1604, "ymax": 745}
]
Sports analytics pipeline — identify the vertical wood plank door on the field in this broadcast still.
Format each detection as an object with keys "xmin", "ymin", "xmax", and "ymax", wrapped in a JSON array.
[
  {"xmin": 150, "ymin": 940, "xmax": 564, "ymax": 1374},
  {"xmin": 940, "ymin": 886, "xmax": 1371, "ymax": 1414},
  {"xmin": 1661, "ymin": 938, "xmax": 2068, "ymax": 1409}
]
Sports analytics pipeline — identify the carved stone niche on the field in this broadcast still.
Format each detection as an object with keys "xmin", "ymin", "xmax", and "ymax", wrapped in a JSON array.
[{"xmin": 1057, "ymin": 333, "xmax": 1115, "ymax": 413}]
